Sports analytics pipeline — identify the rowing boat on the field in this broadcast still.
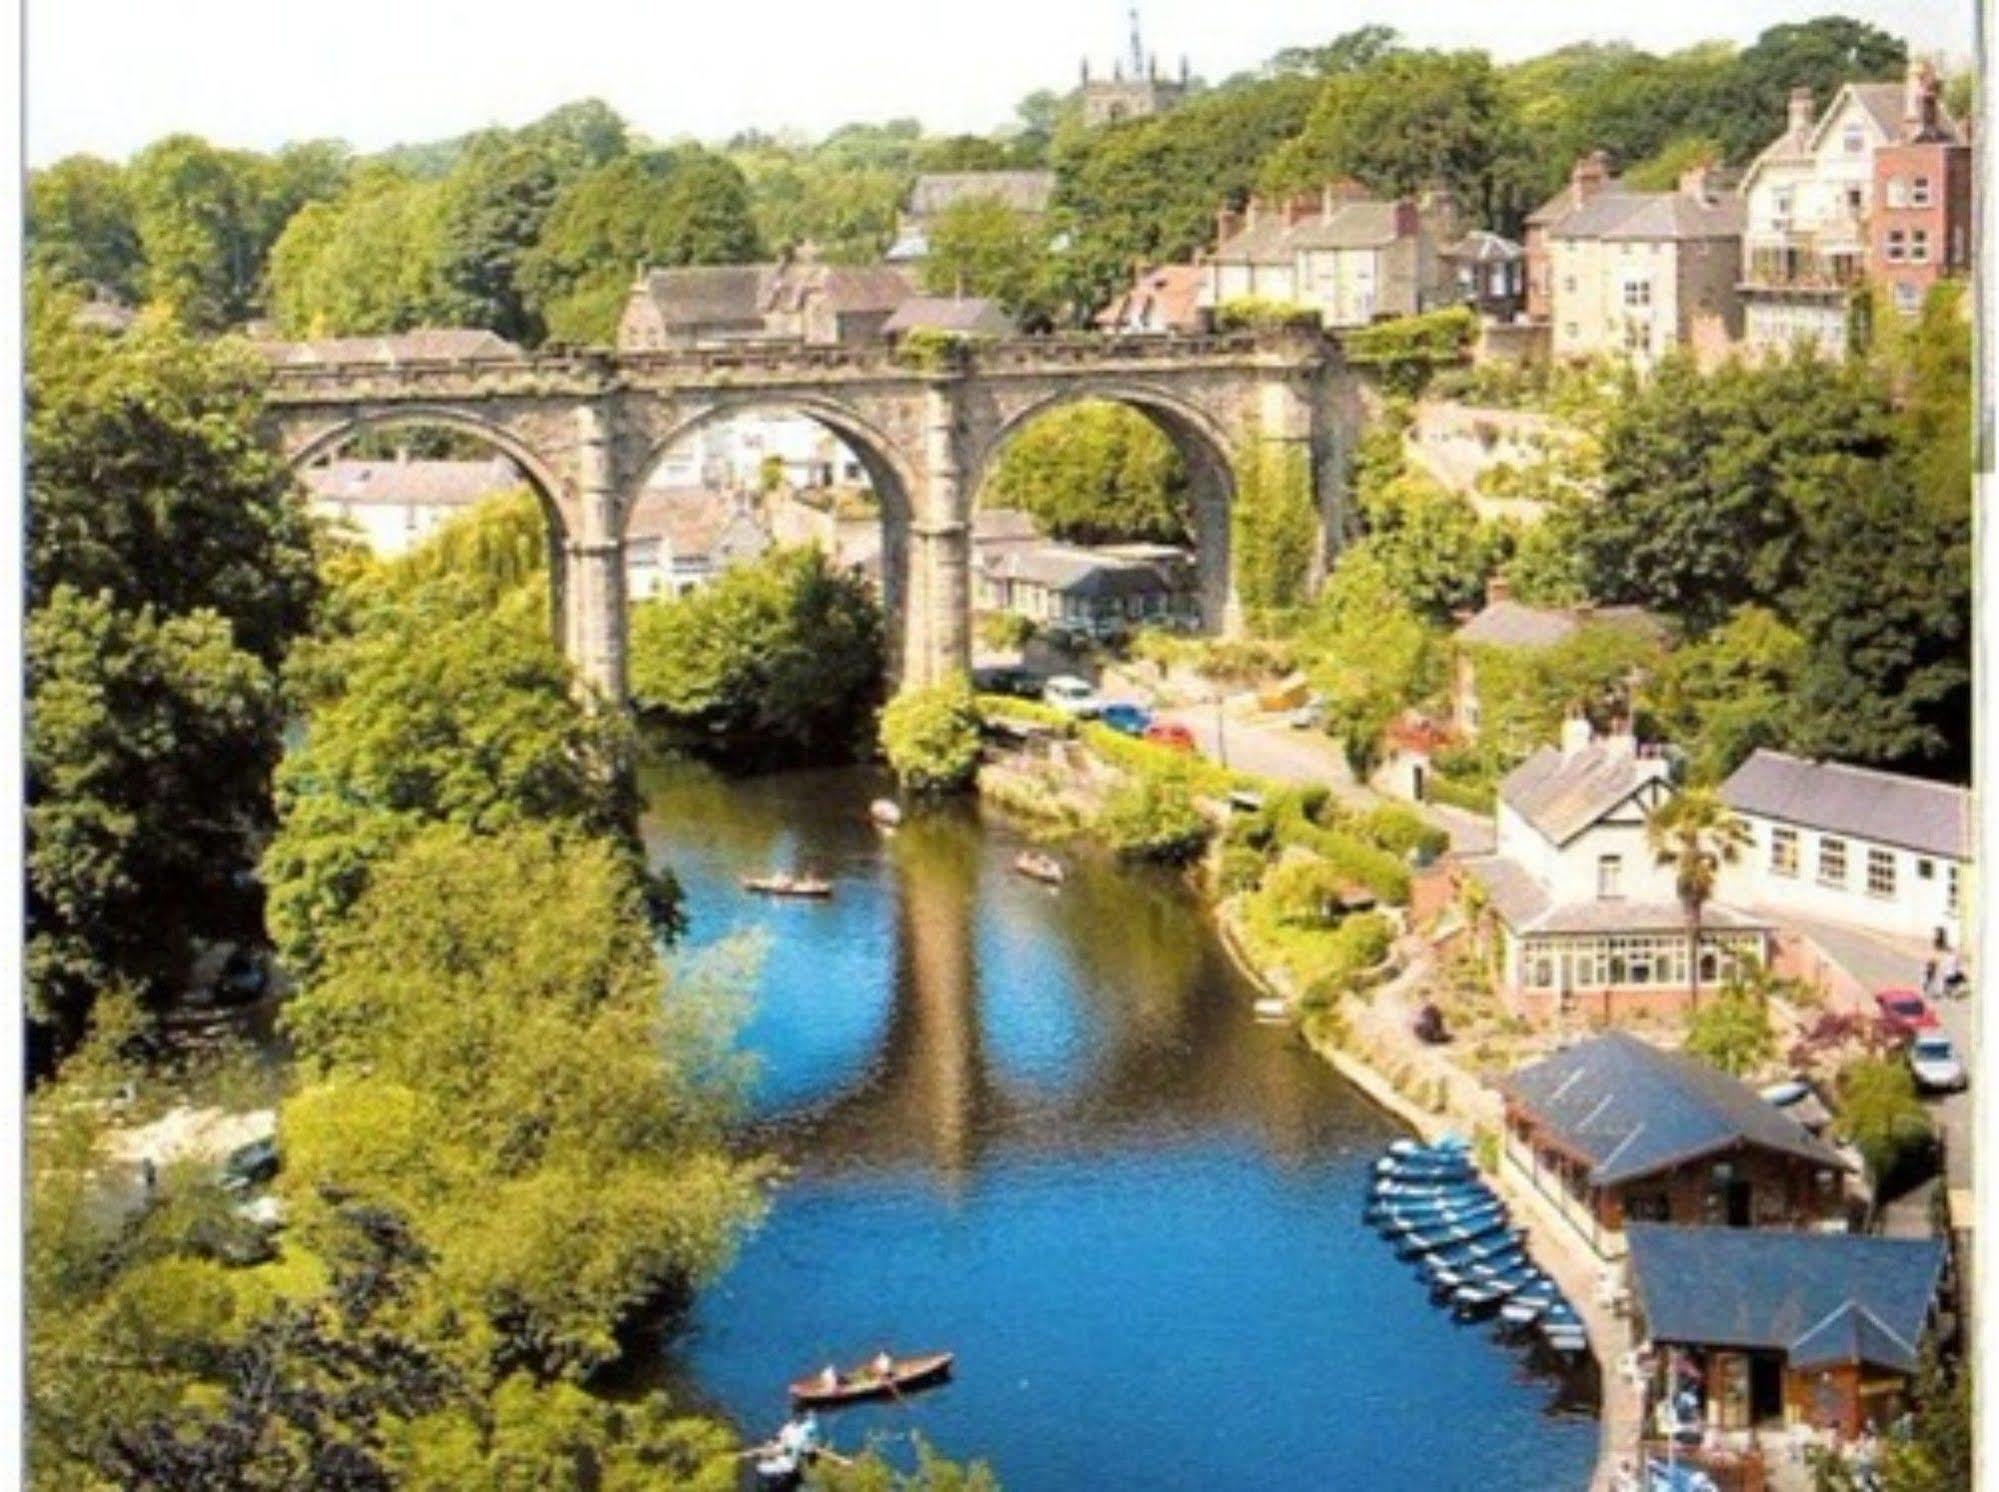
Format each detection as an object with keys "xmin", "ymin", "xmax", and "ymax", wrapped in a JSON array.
[
  {"xmin": 742, "ymin": 874, "xmax": 834, "ymax": 899},
  {"xmin": 870, "ymin": 799, "xmax": 904, "ymax": 829},
  {"xmin": 788, "ymin": 1351, "xmax": 955, "ymax": 1408},
  {"xmin": 1013, "ymin": 851, "xmax": 1065, "ymax": 886}
]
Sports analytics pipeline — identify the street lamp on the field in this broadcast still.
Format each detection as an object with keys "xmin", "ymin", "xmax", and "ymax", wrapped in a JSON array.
[{"xmin": 1213, "ymin": 689, "xmax": 1229, "ymax": 769}]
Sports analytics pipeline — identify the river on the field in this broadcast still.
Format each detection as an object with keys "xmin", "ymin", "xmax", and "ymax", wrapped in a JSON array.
[{"xmin": 640, "ymin": 762, "xmax": 1597, "ymax": 1490}]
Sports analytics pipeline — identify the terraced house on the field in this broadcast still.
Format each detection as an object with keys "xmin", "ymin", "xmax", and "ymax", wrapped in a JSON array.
[{"xmin": 1202, "ymin": 183, "xmax": 1457, "ymax": 327}]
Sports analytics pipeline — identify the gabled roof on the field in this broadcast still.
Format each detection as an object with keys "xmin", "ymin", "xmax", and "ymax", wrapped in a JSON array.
[
  {"xmin": 1446, "ymin": 230, "xmax": 1523, "ymax": 263},
  {"xmin": 1454, "ymin": 599, "xmax": 1660, "ymax": 650},
  {"xmin": 882, "ymin": 296, "xmax": 1016, "ymax": 336},
  {"xmin": 258, "ymin": 328, "xmax": 521, "ymax": 365},
  {"xmin": 1721, "ymin": 750, "xmax": 1970, "ymax": 862},
  {"xmin": 905, "ymin": 171, "xmax": 1056, "ymax": 219},
  {"xmin": 1500, "ymin": 740, "xmax": 1665, "ymax": 847},
  {"xmin": 978, "ymin": 542, "xmax": 1186, "ymax": 598},
  {"xmin": 1502, "ymin": 1033, "xmax": 1848, "ymax": 1188},
  {"xmin": 1288, "ymin": 200, "xmax": 1405, "ymax": 250},
  {"xmin": 1626, "ymin": 1225, "xmax": 1946, "ymax": 1373},
  {"xmin": 302, "ymin": 458, "xmax": 521, "ymax": 507},
  {"xmin": 1095, "ymin": 264, "xmax": 1207, "ymax": 332},
  {"xmin": 1527, "ymin": 177, "xmax": 1627, "ymax": 230},
  {"xmin": 1549, "ymin": 190, "xmax": 1743, "ymax": 243},
  {"xmin": 634, "ymin": 266, "xmax": 775, "ymax": 330}
]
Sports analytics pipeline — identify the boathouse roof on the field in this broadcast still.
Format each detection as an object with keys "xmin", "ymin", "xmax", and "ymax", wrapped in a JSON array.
[
  {"xmin": 1626, "ymin": 1225, "xmax": 1946, "ymax": 1372},
  {"xmin": 1501, "ymin": 1032, "xmax": 1846, "ymax": 1187}
]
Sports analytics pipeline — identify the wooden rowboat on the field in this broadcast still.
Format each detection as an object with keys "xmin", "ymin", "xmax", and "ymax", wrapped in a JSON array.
[
  {"xmin": 1012, "ymin": 851, "xmax": 1065, "ymax": 886},
  {"xmin": 741, "ymin": 874, "xmax": 834, "ymax": 899},
  {"xmin": 788, "ymin": 1351, "xmax": 954, "ymax": 1408},
  {"xmin": 870, "ymin": 799, "xmax": 904, "ymax": 829}
]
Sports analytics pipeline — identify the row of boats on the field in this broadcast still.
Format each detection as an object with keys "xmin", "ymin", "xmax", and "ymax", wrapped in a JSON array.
[{"xmin": 1368, "ymin": 1137, "xmax": 1588, "ymax": 1355}]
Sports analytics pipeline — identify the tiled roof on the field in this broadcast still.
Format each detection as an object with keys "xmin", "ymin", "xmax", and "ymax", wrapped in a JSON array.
[
  {"xmin": 1459, "ymin": 855, "xmax": 1551, "ymax": 929},
  {"xmin": 1502, "ymin": 1033, "xmax": 1847, "ymax": 1188},
  {"xmin": 1551, "ymin": 190, "xmax": 1743, "ymax": 242},
  {"xmin": 1454, "ymin": 599, "xmax": 1660, "ymax": 649},
  {"xmin": 638, "ymin": 266, "xmax": 777, "ymax": 329},
  {"xmin": 973, "ymin": 508, "xmax": 1042, "ymax": 544},
  {"xmin": 625, "ymin": 487, "xmax": 770, "ymax": 560},
  {"xmin": 1500, "ymin": 741, "xmax": 1662, "ymax": 847},
  {"xmin": 905, "ymin": 171, "xmax": 1056, "ymax": 219},
  {"xmin": 302, "ymin": 458, "xmax": 521, "ymax": 507},
  {"xmin": 882, "ymin": 296, "xmax": 1016, "ymax": 336},
  {"xmin": 1527, "ymin": 176, "xmax": 1627, "ymax": 229},
  {"xmin": 1095, "ymin": 264, "xmax": 1207, "ymax": 332},
  {"xmin": 1213, "ymin": 199, "xmax": 1412, "ymax": 264},
  {"xmin": 1531, "ymin": 900, "xmax": 1765, "ymax": 935},
  {"xmin": 1626, "ymin": 1225, "xmax": 1945, "ymax": 1372},
  {"xmin": 1721, "ymin": 750, "xmax": 1970, "ymax": 862},
  {"xmin": 258, "ymin": 328, "xmax": 522, "ymax": 364}
]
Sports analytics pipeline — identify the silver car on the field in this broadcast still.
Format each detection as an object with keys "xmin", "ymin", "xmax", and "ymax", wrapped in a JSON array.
[{"xmin": 1908, "ymin": 1034, "xmax": 1968, "ymax": 1093}]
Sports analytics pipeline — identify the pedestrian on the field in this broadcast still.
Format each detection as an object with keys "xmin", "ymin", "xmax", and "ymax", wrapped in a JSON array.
[
  {"xmin": 1943, "ymin": 949, "xmax": 1966, "ymax": 997},
  {"xmin": 140, "ymin": 1155, "xmax": 157, "ymax": 1196},
  {"xmin": 1922, "ymin": 960, "xmax": 1938, "ymax": 1000}
]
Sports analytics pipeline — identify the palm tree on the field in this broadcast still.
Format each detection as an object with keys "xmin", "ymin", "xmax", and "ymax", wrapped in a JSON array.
[{"xmin": 1645, "ymin": 787, "xmax": 1752, "ymax": 1011}]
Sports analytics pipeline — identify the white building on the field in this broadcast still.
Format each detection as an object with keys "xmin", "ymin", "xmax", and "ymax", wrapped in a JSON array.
[
  {"xmin": 1718, "ymin": 750, "xmax": 1970, "ymax": 951},
  {"xmin": 302, "ymin": 457, "xmax": 523, "ymax": 556},
  {"xmin": 1460, "ymin": 719, "xmax": 1770, "ymax": 1022},
  {"xmin": 646, "ymin": 411, "xmax": 870, "ymax": 495},
  {"xmin": 624, "ymin": 489, "xmax": 774, "ymax": 602}
]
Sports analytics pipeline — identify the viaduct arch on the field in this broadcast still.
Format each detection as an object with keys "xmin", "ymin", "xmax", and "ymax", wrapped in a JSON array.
[{"xmin": 262, "ymin": 329, "xmax": 1362, "ymax": 701}]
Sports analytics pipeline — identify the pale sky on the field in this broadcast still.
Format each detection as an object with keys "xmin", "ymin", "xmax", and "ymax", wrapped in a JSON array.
[{"xmin": 24, "ymin": 0, "xmax": 1977, "ymax": 166}]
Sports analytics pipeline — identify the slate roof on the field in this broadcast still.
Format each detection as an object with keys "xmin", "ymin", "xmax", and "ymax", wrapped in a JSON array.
[
  {"xmin": 1445, "ymin": 229, "xmax": 1524, "ymax": 263},
  {"xmin": 1721, "ymin": 750, "xmax": 1970, "ymax": 862},
  {"xmin": 635, "ymin": 266, "xmax": 773, "ymax": 329},
  {"xmin": 1502, "ymin": 1033, "xmax": 1847, "ymax": 1187},
  {"xmin": 979, "ymin": 542, "xmax": 1186, "ymax": 598},
  {"xmin": 624, "ymin": 488, "xmax": 771, "ymax": 561},
  {"xmin": 1836, "ymin": 82, "xmax": 1966, "ymax": 148},
  {"xmin": 1527, "ymin": 176, "xmax": 1627, "ymax": 229},
  {"xmin": 259, "ymin": 328, "xmax": 522, "ymax": 364},
  {"xmin": 303, "ymin": 458, "xmax": 521, "ymax": 508},
  {"xmin": 1459, "ymin": 855, "xmax": 1551, "ymax": 929},
  {"xmin": 1459, "ymin": 856, "xmax": 1764, "ymax": 935},
  {"xmin": 1213, "ymin": 199, "xmax": 1413, "ymax": 264},
  {"xmin": 1626, "ymin": 1224, "xmax": 1946, "ymax": 1372},
  {"xmin": 1500, "ymin": 740, "xmax": 1664, "ymax": 847},
  {"xmin": 1454, "ymin": 599, "xmax": 1661, "ymax": 649},
  {"xmin": 1550, "ymin": 190, "xmax": 1744, "ymax": 243},
  {"xmin": 882, "ymin": 296, "xmax": 1016, "ymax": 336},
  {"xmin": 905, "ymin": 171, "xmax": 1056, "ymax": 219}
]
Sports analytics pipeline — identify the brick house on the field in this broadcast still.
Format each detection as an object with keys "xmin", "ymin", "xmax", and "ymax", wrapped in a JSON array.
[
  {"xmin": 1870, "ymin": 62, "xmax": 1974, "ymax": 317},
  {"xmin": 1625, "ymin": 1225, "xmax": 1948, "ymax": 1441},
  {"xmin": 1501, "ymin": 1034, "xmax": 1850, "ymax": 1260}
]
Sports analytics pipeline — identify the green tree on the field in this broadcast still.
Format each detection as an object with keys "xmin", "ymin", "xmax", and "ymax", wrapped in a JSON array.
[
  {"xmin": 1230, "ymin": 432, "xmax": 1317, "ymax": 634},
  {"xmin": 126, "ymin": 135, "xmax": 274, "ymax": 329},
  {"xmin": 880, "ymin": 674, "xmax": 983, "ymax": 793},
  {"xmin": 920, "ymin": 195, "xmax": 1056, "ymax": 323},
  {"xmin": 434, "ymin": 135, "xmax": 565, "ymax": 342},
  {"xmin": 1872, "ymin": 1346, "xmax": 1972, "ymax": 1492},
  {"xmin": 1718, "ymin": 19, "xmax": 1905, "ymax": 161},
  {"xmin": 1643, "ymin": 605, "xmax": 1805, "ymax": 782},
  {"xmin": 1623, "ymin": 134, "xmax": 1724, "ymax": 190},
  {"xmin": 1682, "ymin": 983, "xmax": 1775, "ymax": 1077},
  {"xmin": 629, "ymin": 546, "xmax": 886, "ymax": 765},
  {"xmin": 981, "ymin": 402, "xmax": 1189, "ymax": 543},
  {"xmin": 26, "ymin": 590, "xmax": 278, "ymax": 1048},
  {"xmin": 1299, "ymin": 546, "xmax": 1444, "ymax": 776},
  {"xmin": 27, "ymin": 155, "xmax": 142, "ymax": 298},
  {"xmin": 1644, "ymin": 787, "xmax": 1751, "ymax": 1010},
  {"xmin": 1835, "ymin": 1056, "xmax": 1935, "ymax": 1193},
  {"xmin": 27, "ymin": 284, "xmax": 321, "ymax": 665},
  {"xmin": 1097, "ymin": 773, "xmax": 1212, "ymax": 862},
  {"xmin": 265, "ymin": 166, "xmax": 453, "ymax": 336}
]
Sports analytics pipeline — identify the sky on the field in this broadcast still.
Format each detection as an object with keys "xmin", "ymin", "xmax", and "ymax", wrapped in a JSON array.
[{"xmin": 25, "ymin": 0, "xmax": 1978, "ymax": 166}]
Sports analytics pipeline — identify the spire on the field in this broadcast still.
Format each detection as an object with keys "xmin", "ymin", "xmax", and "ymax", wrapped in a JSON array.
[{"xmin": 1127, "ymin": 4, "xmax": 1145, "ymax": 81}]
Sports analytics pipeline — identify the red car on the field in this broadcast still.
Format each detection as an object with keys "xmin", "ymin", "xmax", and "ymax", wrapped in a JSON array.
[
  {"xmin": 1143, "ymin": 721, "xmax": 1197, "ymax": 753},
  {"xmin": 1873, "ymin": 987, "xmax": 1940, "ymax": 1041}
]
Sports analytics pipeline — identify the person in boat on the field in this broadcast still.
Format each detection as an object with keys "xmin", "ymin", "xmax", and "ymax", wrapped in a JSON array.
[
  {"xmin": 797, "ymin": 1411, "xmax": 822, "ymax": 1456},
  {"xmin": 870, "ymin": 1349, "xmax": 894, "ymax": 1379},
  {"xmin": 819, "ymin": 1364, "xmax": 840, "ymax": 1391}
]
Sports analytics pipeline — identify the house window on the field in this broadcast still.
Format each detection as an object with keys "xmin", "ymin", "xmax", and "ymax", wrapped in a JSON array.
[
  {"xmin": 1885, "ymin": 230, "xmax": 1907, "ymax": 262},
  {"xmin": 1911, "ymin": 230, "xmax": 1930, "ymax": 263},
  {"xmin": 1845, "ymin": 186, "xmax": 1865, "ymax": 214},
  {"xmin": 1894, "ymin": 282, "xmax": 1921, "ymax": 313},
  {"xmin": 1917, "ymin": 858, "xmax": 1935, "ymax": 881},
  {"xmin": 1563, "ymin": 275, "xmax": 1577, "ymax": 294},
  {"xmin": 1819, "ymin": 836, "xmax": 1848, "ymax": 888},
  {"xmin": 1912, "ymin": 176, "xmax": 1933, "ymax": 207},
  {"xmin": 1598, "ymin": 855, "xmax": 1624, "ymax": 900},
  {"xmin": 1843, "ymin": 126, "xmax": 1866, "ymax": 154},
  {"xmin": 1563, "ymin": 322, "xmax": 1579, "ymax": 340},
  {"xmin": 1866, "ymin": 848, "xmax": 1897, "ymax": 900},
  {"xmin": 1886, "ymin": 176, "xmax": 1910, "ymax": 208},
  {"xmin": 1623, "ymin": 280, "xmax": 1652, "ymax": 308},
  {"xmin": 1771, "ymin": 826, "xmax": 1799, "ymax": 877}
]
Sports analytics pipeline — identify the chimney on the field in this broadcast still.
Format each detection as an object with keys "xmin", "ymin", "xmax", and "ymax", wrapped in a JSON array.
[
  {"xmin": 1905, "ymin": 59, "xmax": 1940, "ymax": 139},
  {"xmin": 1420, "ymin": 183, "xmax": 1460, "ymax": 242},
  {"xmin": 1216, "ymin": 206, "xmax": 1242, "ymax": 244},
  {"xmin": 1604, "ymin": 718, "xmax": 1637, "ymax": 760},
  {"xmin": 1560, "ymin": 712, "xmax": 1593, "ymax": 757},
  {"xmin": 1285, "ymin": 191, "xmax": 1318, "ymax": 227},
  {"xmin": 1484, "ymin": 574, "xmax": 1511, "ymax": 607},
  {"xmin": 1788, "ymin": 87, "xmax": 1815, "ymax": 138},
  {"xmin": 1569, "ymin": 151, "xmax": 1610, "ymax": 211},
  {"xmin": 1392, "ymin": 198, "xmax": 1420, "ymax": 239},
  {"xmin": 1678, "ymin": 164, "xmax": 1714, "ymax": 204}
]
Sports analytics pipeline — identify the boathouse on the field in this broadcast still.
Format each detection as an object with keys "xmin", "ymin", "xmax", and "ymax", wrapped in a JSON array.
[
  {"xmin": 1625, "ymin": 1224, "xmax": 1949, "ymax": 1441},
  {"xmin": 1500, "ymin": 1033, "xmax": 1850, "ymax": 1259}
]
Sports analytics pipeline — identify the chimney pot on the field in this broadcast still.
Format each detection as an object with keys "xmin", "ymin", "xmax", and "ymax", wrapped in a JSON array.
[{"xmin": 1788, "ymin": 87, "xmax": 1815, "ymax": 137}]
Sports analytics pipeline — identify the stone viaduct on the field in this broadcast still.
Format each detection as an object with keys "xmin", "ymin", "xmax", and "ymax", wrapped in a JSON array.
[{"xmin": 261, "ymin": 327, "xmax": 1362, "ymax": 700}]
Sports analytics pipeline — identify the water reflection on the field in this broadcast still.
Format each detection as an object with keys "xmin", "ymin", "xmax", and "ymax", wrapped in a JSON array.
[{"xmin": 641, "ymin": 761, "xmax": 1597, "ymax": 1491}]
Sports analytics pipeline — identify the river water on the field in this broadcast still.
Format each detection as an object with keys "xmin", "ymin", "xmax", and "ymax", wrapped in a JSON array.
[{"xmin": 640, "ymin": 762, "xmax": 1596, "ymax": 1490}]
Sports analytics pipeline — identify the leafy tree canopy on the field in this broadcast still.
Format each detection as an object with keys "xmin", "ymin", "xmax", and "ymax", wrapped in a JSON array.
[{"xmin": 980, "ymin": 401, "xmax": 1190, "ymax": 543}]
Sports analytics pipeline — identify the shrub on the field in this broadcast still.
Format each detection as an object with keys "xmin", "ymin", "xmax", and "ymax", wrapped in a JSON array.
[
  {"xmin": 1212, "ymin": 296, "xmax": 1322, "ymax": 331},
  {"xmin": 1424, "ymin": 773, "xmax": 1496, "ymax": 813},
  {"xmin": 880, "ymin": 672, "xmax": 982, "ymax": 794},
  {"xmin": 1356, "ymin": 802, "xmax": 1449, "ymax": 860},
  {"xmin": 1096, "ymin": 775, "xmax": 1212, "ymax": 863},
  {"xmin": 978, "ymin": 610, "xmax": 1036, "ymax": 652},
  {"xmin": 1344, "ymin": 306, "xmax": 1479, "ymax": 395},
  {"xmin": 1217, "ymin": 843, "xmax": 1268, "ymax": 896},
  {"xmin": 1835, "ymin": 1056, "xmax": 1936, "ymax": 1190}
]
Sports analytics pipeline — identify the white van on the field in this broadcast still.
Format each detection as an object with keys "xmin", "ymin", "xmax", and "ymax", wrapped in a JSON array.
[{"xmin": 1041, "ymin": 675, "xmax": 1102, "ymax": 719}]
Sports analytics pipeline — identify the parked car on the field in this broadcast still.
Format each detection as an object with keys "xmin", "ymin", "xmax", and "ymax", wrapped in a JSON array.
[
  {"xmin": 1143, "ymin": 721, "xmax": 1196, "ymax": 753},
  {"xmin": 1099, "ymin": 702, "xmax": 1153, "ymax": 736},
  {"xmin": 972, "ymin": 665, "xmax": 1040, "ymax": 698},
  {"xmin": 1041, "ymin": 675, "xmax": 1102, "ymax": 718},
  {"xmin": 1287, "ymin": 696, "xmax": 1326, "ymax": 730},
  {"xmin": 1907, "ymin": 1033, "xmax": 1968, "ymax": 1093},
  {"xmin": 1873, "ymin": 987, "xmax": 1940, "ymax": 1043}
]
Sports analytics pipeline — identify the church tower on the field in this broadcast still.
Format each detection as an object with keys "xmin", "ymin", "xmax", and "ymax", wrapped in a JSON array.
[{"xmin": 1078, "ymin": 5, "xmax": 1189, "ymax": 128}]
